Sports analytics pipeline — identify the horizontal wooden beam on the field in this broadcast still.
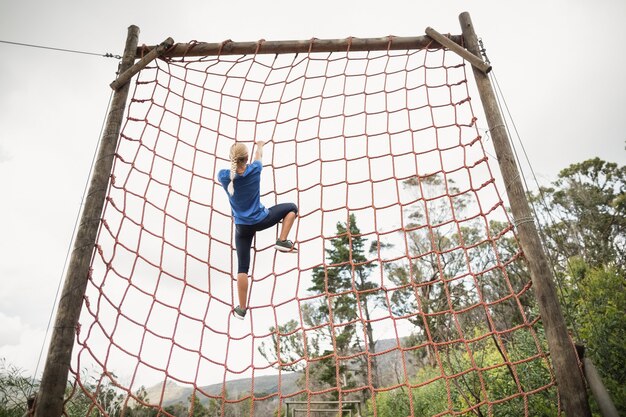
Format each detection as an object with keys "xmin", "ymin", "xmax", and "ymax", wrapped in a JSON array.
[{"xmin": 135, "ymin": 34, "xmax": 464, "ymax": 58}]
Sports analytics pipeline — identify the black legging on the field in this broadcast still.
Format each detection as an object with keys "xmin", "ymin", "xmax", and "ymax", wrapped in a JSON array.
[{"xmin": 235, "ymin": 202, "xmax": 298, "ymax": 273}]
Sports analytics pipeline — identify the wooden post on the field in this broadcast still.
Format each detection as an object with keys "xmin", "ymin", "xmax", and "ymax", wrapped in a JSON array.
[
  {"xmin": 425, "ymin": 27, "xmax": 491, "ymax": 74},
  {"xmin": 110, "ymin": 36, "xmax": 174, "ymax": 90},
  {"xmin": 34, "ymin": 25, "xmax": 139, "ymax": 417},
  {"xmin": 458, "ymin": 12, "xmax": 592, "ymax": 417},
  {"xmin": 583, "ymin": 358, "xmax": 620, "ymax": 417}
]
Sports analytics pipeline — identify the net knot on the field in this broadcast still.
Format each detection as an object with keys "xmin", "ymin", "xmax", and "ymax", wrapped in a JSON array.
[
  {"xmin": 386, "ymin": 35, "xmax": 395, "ymax": 50},
  {"xmin": 346, "ymin": 36, "xmax": 354, "ymax": 51},
  {"xmin": 218, "ymin": 39, "xmax": 233, "ymax": 56},
  {"xmin": 181, "ymin": 40, "xmax": 199, "ymax": 58},
  {"xmin": 71, "ymin": 41, "xmax": 557, "ymax": 415},
  {"xmin": 138, "ymin": 43, "xmax": 150, "ymax": 59},
  {"xmin": 307, "ymin": 37, "xmax": 319, "ymax": 54},
  {"xmin": 254, "ymin": 39, "xmax": 266, "ymax": 55}
]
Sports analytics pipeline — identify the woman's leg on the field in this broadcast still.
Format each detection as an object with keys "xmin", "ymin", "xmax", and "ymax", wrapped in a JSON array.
[
  {"xmin": 255, "ymin": 203, "xmax": 298, "ymax": 234},
  {"xmin": 254, "ymin": 203, "xmax": 299, "ymax": 250},
  {"xmin": 279, "ymin": 211, "xmax": 297, "ymax": 241},
  {"xmin": 237, "ymin": 273, "xmax": 248, "ymax": 309},
  {"xmin": 234, "ymin": 225, "xmax": 255, "ymax": 310}
]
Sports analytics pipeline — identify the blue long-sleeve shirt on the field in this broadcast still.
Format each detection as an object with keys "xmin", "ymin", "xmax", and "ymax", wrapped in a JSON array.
[{"xmin": 218, "ymin": 160, "xmax": 269, "ymax": 225}]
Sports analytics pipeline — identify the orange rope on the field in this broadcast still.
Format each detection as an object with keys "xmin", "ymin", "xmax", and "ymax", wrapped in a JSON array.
[{"xmin": 67, "ymin": 39, "xmax": 560, "ymax": 417}]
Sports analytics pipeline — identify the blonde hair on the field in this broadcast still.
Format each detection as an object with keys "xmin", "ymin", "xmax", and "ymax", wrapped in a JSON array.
[{"xmin": 227, "ymin": 143, "xmax": 249, "ymax": 195}]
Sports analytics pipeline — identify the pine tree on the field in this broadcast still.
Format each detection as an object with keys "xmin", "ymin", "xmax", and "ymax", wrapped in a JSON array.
[{"xmin": 306, "ymin": 214, "xmax": 381, "ymax": 398}]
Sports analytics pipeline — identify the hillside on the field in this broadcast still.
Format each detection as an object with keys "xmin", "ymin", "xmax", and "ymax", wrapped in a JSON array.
[
  {"xmin": 144, "ymin": 372, "xmax": 301, "ymax": 406},
  {"xmin": 144, "ymin": 337, "xmax": 414, "ymax": 407}
]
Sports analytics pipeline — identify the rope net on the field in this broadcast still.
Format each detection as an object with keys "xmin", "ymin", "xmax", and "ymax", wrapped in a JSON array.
[{"xmin": 67, "ymin": 39, "xmax": 561, "ymax": 416}]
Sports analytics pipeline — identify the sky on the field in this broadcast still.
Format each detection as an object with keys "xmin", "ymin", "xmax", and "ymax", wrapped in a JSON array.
[{"xmin": 0, "ymin": 0, "xmax": 625, "ymax": 386}]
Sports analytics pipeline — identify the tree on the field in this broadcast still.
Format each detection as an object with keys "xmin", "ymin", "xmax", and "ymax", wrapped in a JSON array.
[
  {"xmin": 305, "ymin": 213, "xmax": 382, "ymax": 398},
  {"xmin": 385, "ymin": 174, "xmax": 529, "ymax": 366},
  {"xmin": 532, "ymin": 157, "xmax": 626, "ymax": 272},
  {"xmin": 387, "ymin": 175, "xmax": 474, "ymax": 355},
  {"xmin": 63, "ymin": 373, "xmax": 124, "ymax": 417},
  {"xmin": 369, "ymin": 331, "xmax": 560, "ymax": 417},
  {"xmin": 163, "ymin": 401, "xmax": 188, "ymax": 417},
  {"xmin": 0, "ymin": 361, "xmax": 161, "ymax": 417},
  {"xmin": 123, "ymin": 385, "xmax": 158, "ymax": 417},
  {"xmin": 566, "ymin": 259, "xmax": 626, "ymax": 414},
  {"xmin": 188, "ymin": 393, "xmax": 210, "ymax": 417},
  {"xmin": 258, "ymin": 319, "xmax": 306, "ymax": 372},
  {"xmin": 529, "ymin": 158, "xmax": 626, "ymax": 414},
  {"xmin": 375, "ymin": 172, "xmax": 567, "ymax": 415},
  {"xmin": 63, "ymin": 371, "xmax": 162, "ymax": 417},
  {"xmin": 0, "ymin": 359, "xmax": 36, "ymax": 417}
]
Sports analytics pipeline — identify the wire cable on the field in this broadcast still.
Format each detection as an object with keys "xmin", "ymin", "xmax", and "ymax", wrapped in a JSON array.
[
  {"xmin": 29, "ymin": 89, "xmax": 116, "ymax": 395},
  {"xmin": 488, "ymin": 67, "xmax": 582, "ymax": 338},
  {"xmin": 0, "ymin": 39, "xmax": 121, "ymax": 59}
]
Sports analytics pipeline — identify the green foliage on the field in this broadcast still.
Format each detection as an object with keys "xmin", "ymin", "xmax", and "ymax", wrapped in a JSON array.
[
  {"xmin": 386, "ymin": 175, "xmax": 477, "ymax": 364},
  {"xmin": 62, "ymin": 370, "xmax": 159, "ymax": 417},
  {"xmin": 387, "ymin": 174, "xmax": 531, "ymax": 370},
  {"xmin": 369, "ymin": 330, "xmax": 559, "ymax": 417},
  {"xmin": 187, "ymin": 393, "xmax": 209, "ymax": 417},
  {"xmin": 0, "ymin": 359, "xmax": 36, "ymax": 417},
  {"xmin": 309, "ymin": 213, "xmax": 377, "ymax": 325},
  {"xmin": 0, "ymin": 360, "xmax": 257, "ymax": 417},
  {"xmin": 258, "ymin": 319, "xmax": 306, "ymax": 372},
  {"xmin": 163, "ymin": 401, "xmax": 188, "ymax": 416},
  {"xmin": 530, "ymin": 158, "xmax": 626, "ymax": 413},
  {"xmin": 303, "ymin": 213, "xmax": 382, "ymax": 397},
  {"xmin": 0, "ymin": 361, "xmax": 160, "ymax": 417},
  {"xmin": 369, "ymin": 387, "xmax": 412, "ymax": 417},
  {"xmin": 367, "ymin": 367, "xmax": 449, "ymax": 417},
  {"xmin": 161, "ymin": 391, "xmax": 255, "ymax": 417},
  {"xmin": 5, "ymin": 159, "xmax": 621, "ymax": 417},
  {"xmin": 533, "ymin": 157, "xmax": 626, "ymax": 271},
  {"xmin": 567, "ymin": 259, "xmax": 626, "ymax": 413}
]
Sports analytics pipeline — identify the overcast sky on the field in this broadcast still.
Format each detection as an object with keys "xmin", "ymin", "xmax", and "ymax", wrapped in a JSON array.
[{"xmin": 0, "ymin": 0, "xmax": 625, "ymax": 382}]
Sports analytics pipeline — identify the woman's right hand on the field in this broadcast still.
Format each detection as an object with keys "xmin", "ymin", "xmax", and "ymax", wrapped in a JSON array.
[{"xmin": 254, "ymin": 141, "xmax": 264, "ymax": 161}]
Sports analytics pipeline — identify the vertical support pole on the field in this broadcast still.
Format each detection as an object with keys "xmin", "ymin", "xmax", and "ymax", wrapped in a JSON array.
[
  {"xmin": 583, "ymin": 358, "xmax": 620, "ymax": 417},
  {"xmin": 458, "ymin": 12, "xmax": 592, "ymax": 417},
  {"xmin": 34, "ymin": 25, "xmax": 139, "ymax": 417}
]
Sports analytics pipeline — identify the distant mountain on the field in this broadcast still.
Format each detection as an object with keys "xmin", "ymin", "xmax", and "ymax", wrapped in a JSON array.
[
  {"xmin": 145, "ymin": 372, "xmax": 301, "ymax": 406},
  {"xmin": 144, "ymin": 337, "xmax": 414, "ymax": 407}
]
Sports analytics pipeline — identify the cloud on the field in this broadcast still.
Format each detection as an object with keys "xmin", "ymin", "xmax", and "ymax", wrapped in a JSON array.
[
  {"xmin": 0, "ymin": 144, "xmax": 9, "ymax": 163},
  {"xmin": 0, "ymin": 312, "xmax": 47, "ymax": 377},
  {"xmin": 0, "ymin": 312, "xmax": 22, "ymax": 345}
]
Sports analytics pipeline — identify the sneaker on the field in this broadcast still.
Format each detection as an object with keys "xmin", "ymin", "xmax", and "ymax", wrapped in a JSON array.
[
  {"xmin": 233, "ymin": 306, "xmax": 247, "ymax": 320},
  {"xmin": 275, "ymin": 239, "xmax": 297, "ymax": 252}
]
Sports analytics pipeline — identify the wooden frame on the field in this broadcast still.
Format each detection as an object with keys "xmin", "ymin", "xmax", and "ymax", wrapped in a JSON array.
[
  {"xmin": 35, "ymin": 13, "xmax": 594, "ymax": 417},
  {"xmin": 136, "ymin": 34, "xmax": 463, "ymax": 57}
]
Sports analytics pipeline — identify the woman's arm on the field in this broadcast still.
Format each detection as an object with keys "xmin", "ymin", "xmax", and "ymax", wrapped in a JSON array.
[{"xmin": 254, "ymin": 141, "xmax": 264, "ymax": 162}]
